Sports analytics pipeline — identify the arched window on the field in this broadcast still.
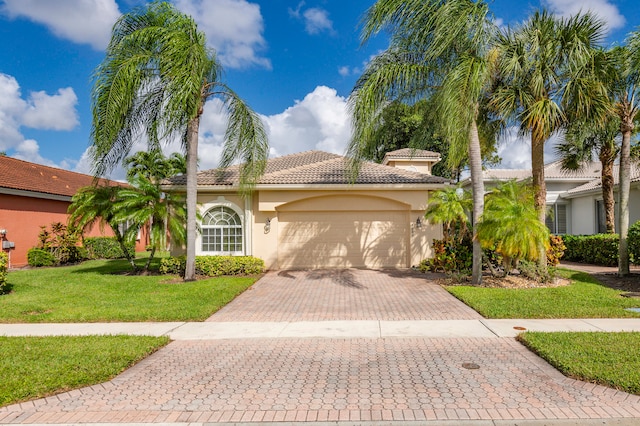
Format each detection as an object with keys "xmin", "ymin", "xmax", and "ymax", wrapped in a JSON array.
[{"xmin": 201, "ymin": 206, "xmax": 243, "ymax": 253}]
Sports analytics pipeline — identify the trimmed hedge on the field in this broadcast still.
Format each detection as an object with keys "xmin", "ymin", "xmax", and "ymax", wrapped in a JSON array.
[
  {"xmin": 562, "ymin": 234, "xmax": 619, "ymax": 266},
  {"xmin": 84, "ymin": 237, "xmax": 134, "ymax": 260},
  {"xmin": 0, "ymin": 251, "xmax": 8, "ymax": 294},
  {"xmin": 27, "ymin": 248, "xmax": 56, "ymax": 267},
  {"xmin": 160, "ymin": 255, "xmax": 265, "ymax": 276}
]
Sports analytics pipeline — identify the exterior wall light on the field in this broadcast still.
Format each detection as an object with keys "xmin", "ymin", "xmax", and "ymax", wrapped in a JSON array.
[
  {"xmin": 416, "ymin": 218, "xmax": 422, "ymax": 229},
  {"xmin": 264, "ymin": 218, "xmax": 271, "ymax": 234}
]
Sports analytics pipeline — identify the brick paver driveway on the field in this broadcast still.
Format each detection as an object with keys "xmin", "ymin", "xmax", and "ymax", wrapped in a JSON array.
[{"xmin": 2, "ymin": 269, "xmax": 640, "ymax": 424}]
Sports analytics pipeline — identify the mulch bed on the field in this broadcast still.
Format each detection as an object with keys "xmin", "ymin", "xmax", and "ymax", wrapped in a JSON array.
[{"xmin": 590, "ymin": 272, "xmax": 640, "ymax": 293}]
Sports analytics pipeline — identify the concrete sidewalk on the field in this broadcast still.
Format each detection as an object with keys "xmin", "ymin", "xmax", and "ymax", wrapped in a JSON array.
[
  {"xmin": 3, "ymin": 268, "xmax": 640, "ymax": 425},
  {"xmin": 2, "ymin": 318, "xmax": 640, "ymax": 339}
]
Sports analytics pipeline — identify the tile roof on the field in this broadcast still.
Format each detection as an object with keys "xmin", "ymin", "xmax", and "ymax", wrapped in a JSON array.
[
  {"xmin": 0, "ymin": 156, "xmax": 121, "ymax": 198},
  {"xmin": 164, "ymin": 150, "xmax": 449, "ymax": 187},
  {"xmin": 382, "ymin": 148, "xmax": 441, "ymax": 160},
  {"xmin": 565, "ymin": 163, "xmax": 640, "ymax": 196},
  {"xmin": 479, "ymin": 160, "xmax": 604, "ymax": 181}
]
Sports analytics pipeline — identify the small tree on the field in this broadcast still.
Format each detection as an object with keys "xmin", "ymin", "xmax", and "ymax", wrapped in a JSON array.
[
  {"xmin": 424, "ymin": 186, "xmax": 472, "ymax": 242},
  {"xmin": 477, "ymin": 180, "xmax": 550, "ymax": 274}
]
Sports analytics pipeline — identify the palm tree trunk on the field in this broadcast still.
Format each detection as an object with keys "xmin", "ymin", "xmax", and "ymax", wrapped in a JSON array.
[
  {"xmin": 599, "ymin": 143, "xmax": 616, "ymax": 234},
  {"xmin": 618, "ymin": 127, "xmax": 632, "ymax": 276},
  {"xmin": 531, "ymin": 135, "xmax": 548, "ymax": 268},
  {"xmin": 184, "ymin": 115, "xmax": 200, "ymax": 281},
  {"xmin": 468, "ymin": 119, "xmax": 484, "ymax": 285}
]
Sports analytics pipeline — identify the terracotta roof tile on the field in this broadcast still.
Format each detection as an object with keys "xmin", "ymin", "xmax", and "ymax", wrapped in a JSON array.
[
  {"xmin": 382, "ymin": 148, "xmax": 441, "ymax": 160},
  {"xmin": 0, "ymin": 156, "xmax": 122, "ymax": 197},
  {"xmin": 165, "ymin": 150, "xmax": 448, "ymax": 187}
]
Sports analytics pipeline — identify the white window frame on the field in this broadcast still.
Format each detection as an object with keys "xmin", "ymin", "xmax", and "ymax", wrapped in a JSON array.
[{"xmin": 197, "ymin": 200, "xmax": 245, "ymax": 256}]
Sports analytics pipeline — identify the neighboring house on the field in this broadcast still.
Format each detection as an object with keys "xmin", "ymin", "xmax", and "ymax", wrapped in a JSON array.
[
  {"xmin": 163, "ymin": 149, "xmax": 449, "ymax": 270},
  {"xmin": 0, "ymin": 156, "xmax": 145, "ymax": 268},
  {"xmin": 462, "ymin": 160, "xmax": 640, "ymax": 235}
]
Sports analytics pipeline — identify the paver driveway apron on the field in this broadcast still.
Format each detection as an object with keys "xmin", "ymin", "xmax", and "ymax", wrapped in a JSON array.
[{"xmin": 2, "ymin": 269, "xmax": 640, "ymax": 424}]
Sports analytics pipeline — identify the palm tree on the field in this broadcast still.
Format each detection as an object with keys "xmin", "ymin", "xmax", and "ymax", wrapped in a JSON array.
[
  {"xmin": 68, "ymin": 185, "xmax": 138, "ymax": 270},
  {"xmin": 477, "ymin": 180, "xmax": 550, "ymax": 274},
  {"xmin": 608, "ymin": 41, "xmax": 640, "ymax": 276},
  {"xmin": 349, "ymin": 0, "xmax": 499, "ymax": 284},
  {"xmin": 556, "ymin": 116, "xmax": 619, "ymax": 233},
  {"xmin": 491, "ymin": 11, "xmax": 609, "ymax": 268},
  {"xmin": 124, "ymin": 150, "xmax": 186, "ymax": 184},
  {"xmin": 90, "ymin": 2, "xmax": 268, "ymax": 281},
  {"xmin": 114, "ymin": 175, "xmax": 187, "ymax": 272},
  {"xmin": 424, "ymin": 186, "xmax": 472, "ymax": 241}
]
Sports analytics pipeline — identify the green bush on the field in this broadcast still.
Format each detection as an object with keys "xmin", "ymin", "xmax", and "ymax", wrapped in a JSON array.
[
  {"xmin": 83, "ymin": 237, "xmax": 134, "ymax": 260},
  {"xmin": 562, "ymin": 234, "xmax": 619, "ymax": 266},
  {"xmin": 27, "ymin": 248, "xmax": 56, "ymax": 267},
  {"xmin": 159, "ymin": 255, "xmax": 265, "ymax": 276},
  {"xmin": 0, "ymin": 251, "xmax": 9, "ymax": 294},
  {"xmin": 419, "ymin": 236, "xmax": 473, "ymax": 274},
  {"xmin": 628, "ymin": 221, "xmax": 640, "ymax": 264}
]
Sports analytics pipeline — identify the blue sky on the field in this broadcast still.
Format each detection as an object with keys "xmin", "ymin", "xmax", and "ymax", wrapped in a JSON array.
[{"xmin": 0, "ymin": 0, "xmax": 638, "ymax": 179}]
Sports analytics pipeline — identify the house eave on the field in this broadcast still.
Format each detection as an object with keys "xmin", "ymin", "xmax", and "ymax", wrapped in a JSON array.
[
  {"xmin": 0, "ymin": 187, "xmax": 72, "ymax": 202},
  {"xmin": 162, "ymin": 182, "xmax": 451, "ymax": 192}
]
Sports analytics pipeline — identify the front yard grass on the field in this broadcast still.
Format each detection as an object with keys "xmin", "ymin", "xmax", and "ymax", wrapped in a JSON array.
[
  {"xmin": 0, "ymin": 257, "xmax": 258, "ymax": 322},
  {"xmin": 519, "ymin": 332, "xmax": 640, "ymax": 395},
  {"xmin": 0, "ymin": 335, "xmax": 169, "ymax": 407},
  {"xmin": 446, "ymin": 270, "xmax": 640, "ymax": 318}
]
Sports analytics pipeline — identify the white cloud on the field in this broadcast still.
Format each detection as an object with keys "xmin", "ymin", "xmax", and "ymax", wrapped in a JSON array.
[
  {"xmin": 1, "ymin": 0, "xmax": 121, "ymax": 50},
  {"xmin": 0, "ymin": 73, "xmax": 79, "ymax": 155},
  {"xmin": 542, "ymin": 0, "xmax": 625, "ymax": 33},
  {"xmin": 174, "ymin": 0, "xmax": 270, "ymax": 69},
  {"xmin": 22, "ymin": 87, "xmax": 79, "ymax": 131},
  {"xmin": 495, "ymin": 127, "xmax": 562, "ymax": 169},
  {"xmin": 262, "ymin": 86, "xmax": 351, "ymax": 158},
  {"xmin": 289, "ymin": 2, "xmax": 335, "ymax": 35}
]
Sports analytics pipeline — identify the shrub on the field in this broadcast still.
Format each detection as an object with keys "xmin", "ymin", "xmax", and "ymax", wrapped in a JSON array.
[
  {"xmin": 629, "ymin": 221, "xmax": 640, "ymax": 264},
  {"xmin": 36, "ymin": 222, "xmax": 85, "ymax": 265},
  {"xmin": 518, "ymin": 260, "xmax": 556, "ymax": 283},
  {"xmin": 420, "ymin": 236, "xmax": 473, "ymax": 274},
  {"xmin": 159, "ymin": 255, "xmax": 265, "ymax": 276},
  {"xmin": 0, "ymin": 251, "xmax": 9, "ymax": 294},
  {"xmin": 27, "ymin": 248, "xmax": 56, "ymax": 267},
  {"xmin": 84, "ymin": 237, "xmax": 134, "ymax": 260},
  {"xmin": 562, "ymin": 234, "xmax": 619, "ymax": 266},
  {"xmin": 547, "ymin": 235, "xmax": 566, "ymax": 266}
]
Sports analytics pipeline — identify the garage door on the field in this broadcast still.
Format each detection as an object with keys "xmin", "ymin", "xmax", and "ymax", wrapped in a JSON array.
[{"xmin": 277, "ymin": 210, "xmax": 409, "ymax": 269}]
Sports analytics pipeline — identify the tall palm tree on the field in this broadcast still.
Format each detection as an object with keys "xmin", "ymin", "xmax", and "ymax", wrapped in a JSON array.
[
  {"xmin": 491, "ymin": 10, "xmax": 609, "ymax": 267},
  {"xmin": 349, "ymin": 0, "xmax": 499, "ymax": 284},
  {"xmin": 608, "ymin": 41, "xmax": 640, "ymax": 276},
  {"xmin": 90, "ymin": 2, "xmax": 268, "ymax": 281},
  {"xmin": 68, "ymin": 185, "xmax": 138, "ymax": 271},
  {"xmin": 556, "ymin": 116, "xmax": 619, "ymax": 233}
]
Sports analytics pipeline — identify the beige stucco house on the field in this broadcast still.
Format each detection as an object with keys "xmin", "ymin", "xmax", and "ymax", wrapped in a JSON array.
[{"xmin": 164, "ymin": 149, "xmax": 449, "ymax": 270}]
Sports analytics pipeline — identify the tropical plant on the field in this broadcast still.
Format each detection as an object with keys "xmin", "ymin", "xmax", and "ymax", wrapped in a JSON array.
[
  {"xmin": 114, "ymin": 175, "xmax": 187, "ymax": 272},
  {"xmin": 476, "ymin": 180, "xmax": 550, "ymax": 275},
  {"xmin": 607, "ymin": 40, "xmax": 640, "ymax": 276},
  {"xmin": 348, "ymin": 0, "xmax": 499, "ymax": 284},
  {"xmin": 90, "ymin": 2, "xmax": 268, "ymax": 281},
  {"xmin": 424, "ymin": 186, "xmax": 472, "ymax": 241},
  {"xmin": 68, "ymin": 185, "xmax": 138, "ymax": 271},
  {"xmin": 556, "ymin": 114, "xmax": 619, "ymax": 233},
  {"xmin": 125, "ymin": 149, "xmax": 186, "ymax": 184},
  {"xmin": 491, "ymin": 10, "xmax": 609, "ymax": 268}
]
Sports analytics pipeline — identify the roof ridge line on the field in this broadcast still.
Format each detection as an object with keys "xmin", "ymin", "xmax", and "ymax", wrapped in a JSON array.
[{"xmin": 262, "ymin": 151, "xmax": 343, "ymax": 178}]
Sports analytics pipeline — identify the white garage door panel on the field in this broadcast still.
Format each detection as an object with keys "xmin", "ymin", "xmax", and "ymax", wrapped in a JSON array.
[{"xmin": 278, "ymin": 211, "xmax": 408, "ymax": 269}]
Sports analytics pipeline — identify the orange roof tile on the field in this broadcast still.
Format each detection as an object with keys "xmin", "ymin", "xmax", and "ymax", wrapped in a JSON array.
[{"xmin": 0, "ymin": 156, "xmax": 123, "ymax": 198}]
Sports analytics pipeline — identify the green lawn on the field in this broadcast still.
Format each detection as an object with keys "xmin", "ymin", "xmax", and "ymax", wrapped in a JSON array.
[
  {"xmin": 0, "ymin": 257, "xmax": 259, "ymax": 322},
  {"xmin": 519, "ymin": 332, "xmax": 640, "ymax": 395},
  {"xmin": 0, "ymin": 335, "xmax": 169, "ymax": 407},
  {"xmin": 446, "ymin": 270, "xmax": 640, "ymax": 318}
]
